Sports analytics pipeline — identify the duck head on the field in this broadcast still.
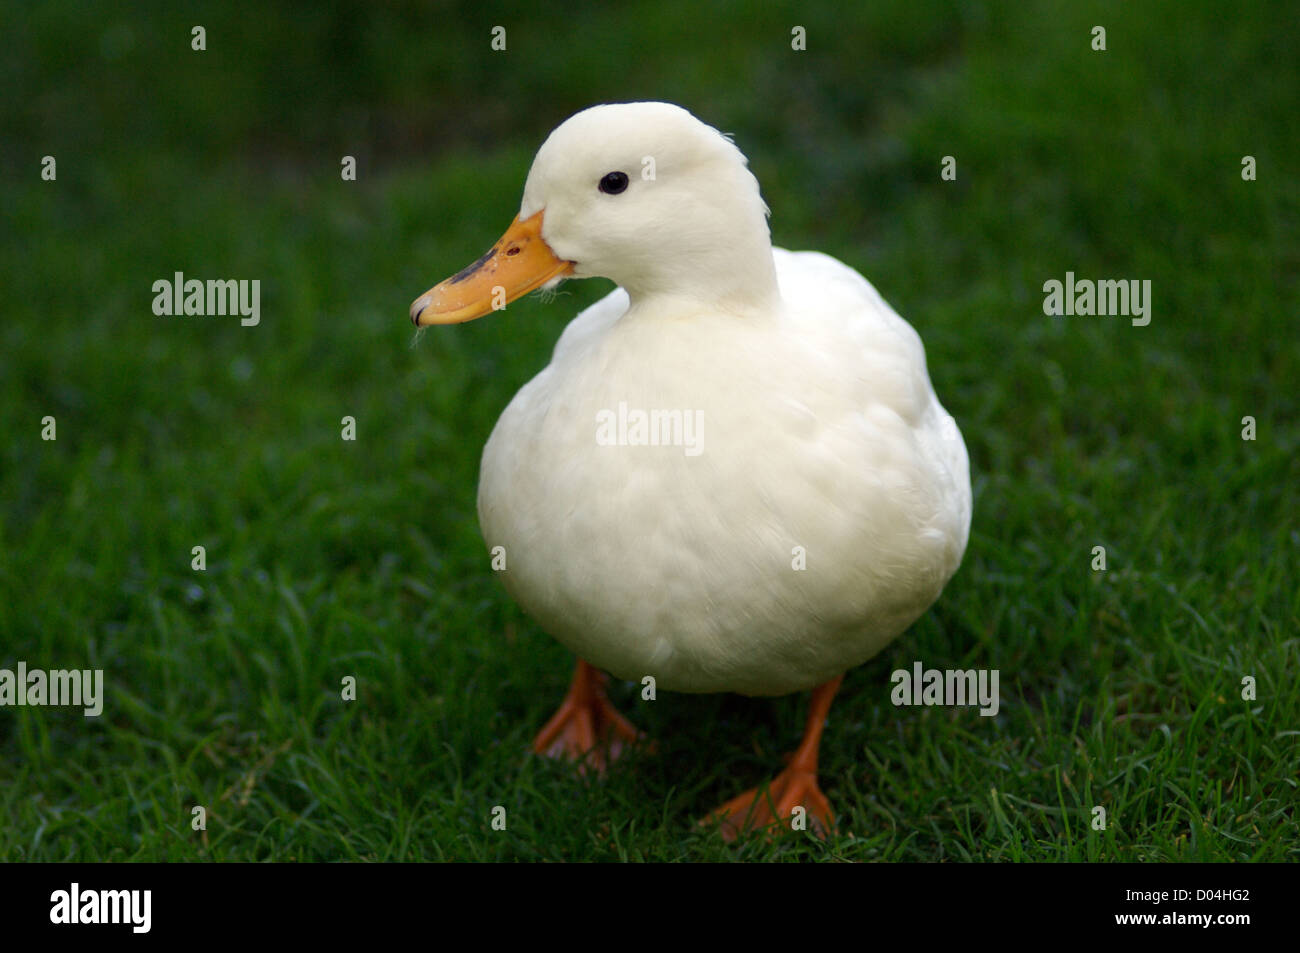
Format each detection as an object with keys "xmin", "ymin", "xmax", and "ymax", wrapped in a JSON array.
[{"xmin": 410, "ymin": 102, "xmax": 778, "ymax": 326}]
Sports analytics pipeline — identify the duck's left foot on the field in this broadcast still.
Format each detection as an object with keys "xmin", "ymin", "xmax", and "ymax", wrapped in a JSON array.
[
  {"xmin": 702, "ymin": 673, "xmax": 845, "ymax": 841},
  {"xmin": 532, "ymin": 659, "xmax": 643, "ymax": 773},
  {"xmin": 705, "ymin": 766, "xmax": 835, "ymax": 841}
]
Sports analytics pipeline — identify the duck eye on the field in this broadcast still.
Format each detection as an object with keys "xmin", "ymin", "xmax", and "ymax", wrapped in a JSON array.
[{"xmin": 598, "ymin": 171, "xmax": 629, "ymax": 195}]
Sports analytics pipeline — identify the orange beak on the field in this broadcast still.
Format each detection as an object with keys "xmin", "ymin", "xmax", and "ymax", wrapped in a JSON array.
[{"xmin": 410, "ymin": 210, "xmax": 574, "ymax": 326}]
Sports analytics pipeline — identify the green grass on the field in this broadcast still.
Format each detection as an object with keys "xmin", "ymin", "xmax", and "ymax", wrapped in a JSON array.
[{"xmin": 1, "ymin": 0, "xmax": 1296, "ymax": 861}]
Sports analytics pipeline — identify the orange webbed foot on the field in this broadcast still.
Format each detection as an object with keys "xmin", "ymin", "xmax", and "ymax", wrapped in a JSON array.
[
  {"xmin": 703, "ymin": 674, "xmax": 845, "ymax": 841},
  {"xmin": 704, "ymin": 766, "xmax": 835, "ymax": 841},
  {"xmin": 532, "ymin": 660, "xmax": 644, "ymax": 774}
]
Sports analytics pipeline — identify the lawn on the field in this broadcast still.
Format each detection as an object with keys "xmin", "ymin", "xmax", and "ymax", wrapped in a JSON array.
[{"xmin": 1, "ymin": 0, "xmax": 1296, "ymax": 861}]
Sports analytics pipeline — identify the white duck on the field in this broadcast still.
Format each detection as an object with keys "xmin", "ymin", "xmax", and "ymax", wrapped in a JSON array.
[{"xmin": 410, "ymin": 102, "xmax": 971, "ymax": 838}]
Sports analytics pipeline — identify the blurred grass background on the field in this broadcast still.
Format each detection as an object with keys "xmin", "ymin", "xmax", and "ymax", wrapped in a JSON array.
[{"xmin": 0, "ymin": 0, "xmax": 1296, "ymax": 860}]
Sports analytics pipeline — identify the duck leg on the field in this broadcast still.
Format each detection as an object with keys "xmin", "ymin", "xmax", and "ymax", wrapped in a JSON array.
[
  {"xmin": 705, "ymin": 674, "xmax": 844, "ymax": 840},
  {"xmin": 532, "ymin": 659, "xmax": 642, "ymax": 772}
]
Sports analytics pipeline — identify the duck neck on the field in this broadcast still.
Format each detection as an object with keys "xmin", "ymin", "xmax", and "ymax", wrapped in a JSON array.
[{"xmin": 622, "ymin": 229, "xmax": 781, "ymax": 315}]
